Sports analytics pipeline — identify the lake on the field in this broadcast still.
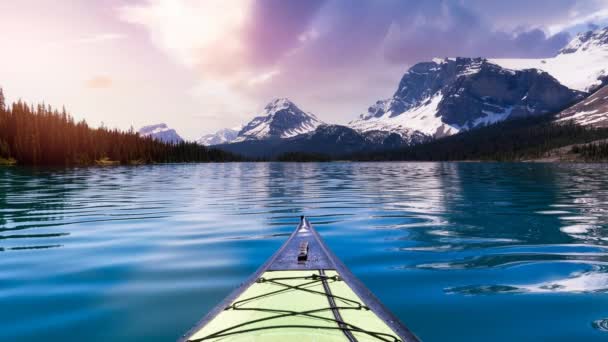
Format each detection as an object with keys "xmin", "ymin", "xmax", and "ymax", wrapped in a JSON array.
[{"xmin": 1, "ymin": 162, "xmax": 607, "ymax": 341}]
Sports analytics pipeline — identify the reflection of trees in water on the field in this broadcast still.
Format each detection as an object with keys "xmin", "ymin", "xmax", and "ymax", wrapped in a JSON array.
[{"xmin": 0, "ymin": 168, "xmax": 75, "ymax": 251}]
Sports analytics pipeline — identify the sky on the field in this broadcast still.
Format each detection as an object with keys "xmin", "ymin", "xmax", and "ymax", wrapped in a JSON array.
[{"xmin": 1, "ymin": 0, "xmax": 608, "ymax": 140}]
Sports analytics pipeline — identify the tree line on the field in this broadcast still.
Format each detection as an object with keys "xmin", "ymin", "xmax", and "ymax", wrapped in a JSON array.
[
  {"xmin": 349, "ymin": 115, "xmax": 608, "ymax": 161},
  {"xmin": 571, "ymin": 141, "xmax": 608, "ymax": 161},
  {"xmin": 0, "ymin": 87, "xmax": 241, "ymax": 166}
]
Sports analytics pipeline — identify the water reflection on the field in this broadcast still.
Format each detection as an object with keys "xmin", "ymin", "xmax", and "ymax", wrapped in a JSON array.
[
  {"xmin": 593, "ymin": 318, "xmax": 608, "ymax": 331},
  {"xmin": 446, "ymin": 265, "xmax": 608, "ymax": 294},
  {"xmin": 388, "ymin": 164, "xmax": 608, "ymax": 293}
]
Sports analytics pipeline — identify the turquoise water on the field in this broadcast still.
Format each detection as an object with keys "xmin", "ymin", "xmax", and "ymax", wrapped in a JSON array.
[{"xmin": 1, "ymin": 162, "xmax": 608, "ymax": 341}]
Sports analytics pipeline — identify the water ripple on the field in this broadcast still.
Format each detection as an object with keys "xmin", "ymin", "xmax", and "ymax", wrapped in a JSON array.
[{"xmin": 1, "ymin": 163, "xmax": 608, "ymax": 341}]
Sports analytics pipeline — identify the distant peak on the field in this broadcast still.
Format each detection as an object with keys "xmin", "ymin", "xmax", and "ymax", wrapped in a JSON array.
[
  {"xmin": 560, "ymin": 25, "xmax": 608, "ymax": 54},
  {"xmin": 138, "ymin": 123, "xmax": 183, "ymax": 143},
  {"xmin": 138, "ymin": 123, "xmax": 169, "ymax": 133}
]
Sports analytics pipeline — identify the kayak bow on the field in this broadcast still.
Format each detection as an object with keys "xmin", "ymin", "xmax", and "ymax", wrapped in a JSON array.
[{"xmin": 179, "ymin": 216, "xmax": 419, "ymax": 342}]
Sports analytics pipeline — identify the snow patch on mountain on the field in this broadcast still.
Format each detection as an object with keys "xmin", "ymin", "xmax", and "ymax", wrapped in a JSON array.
[
  {"xmin": 556, "ymin": 84, "xmax": 608, "ymax": 127},
  {"xmin": 138, "ymin": 123, "xmax": 183, "ymax": 144},
  {"xmin": 350, "ymin": 93, "xmax": 459, "ymax": 138},
  {"xmin": 491, "ymin": 26, "xmax": 608, "ymax": 92},
  {"xmin": 472, "ymin": 106, "xmax": 513, "ymax": 127}
]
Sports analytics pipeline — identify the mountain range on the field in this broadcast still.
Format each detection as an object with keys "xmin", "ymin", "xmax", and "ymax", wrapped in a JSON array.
[
  {"xmin": 349, "ymin": 57, "xmax": 583, "ymax": 140},
  {"xmin": 142, "ymin": 26, "xmax": 608, "ymax": 158}
]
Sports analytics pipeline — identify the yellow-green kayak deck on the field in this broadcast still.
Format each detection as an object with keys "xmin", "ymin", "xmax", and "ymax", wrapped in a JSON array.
[{"xmin": 180, "ymin": 217, "xmax": 418, "ymax": 342}]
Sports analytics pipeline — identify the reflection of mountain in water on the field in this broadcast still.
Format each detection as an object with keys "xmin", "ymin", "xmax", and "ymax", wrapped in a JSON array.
[
  {"xmin": 401, "ymin": 164, "xmax": 608, "ymax": 297},
  {"xmin": 403, "ymin": 163, "xmax": 568, "ymax": 254}
]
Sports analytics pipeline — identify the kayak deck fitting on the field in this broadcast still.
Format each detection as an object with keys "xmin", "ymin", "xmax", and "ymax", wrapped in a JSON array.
[{"xmin": 179, "ymin": 217, "xmax": 419, "ymax": 342}]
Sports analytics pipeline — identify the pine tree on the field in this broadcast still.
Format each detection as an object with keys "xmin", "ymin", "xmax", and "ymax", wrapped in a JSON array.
[{"xmin": 0, "ymin": 87, "xmax": 5, "ymax": 112}]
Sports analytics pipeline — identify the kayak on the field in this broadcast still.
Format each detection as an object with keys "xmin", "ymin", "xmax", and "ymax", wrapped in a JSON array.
[{"xmin": 179, "ymin": 216, "xmax": 419, "ymax": 342}]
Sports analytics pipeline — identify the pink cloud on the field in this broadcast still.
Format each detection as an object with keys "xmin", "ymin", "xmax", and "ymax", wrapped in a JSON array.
[{"xmin": 85, "ymin": 76, "xmax": 113, "ymax": 89}]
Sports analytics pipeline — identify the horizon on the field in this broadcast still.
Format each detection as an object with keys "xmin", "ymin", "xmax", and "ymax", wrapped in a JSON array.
[{"xmin": 1, "ymin": 1, "xmax": 608, "ymax": 140}]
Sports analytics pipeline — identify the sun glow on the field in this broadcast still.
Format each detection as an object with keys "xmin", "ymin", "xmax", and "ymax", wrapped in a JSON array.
[{"xmin": 120, "ymin": 0, "xmax": 252, "ymax": 70}]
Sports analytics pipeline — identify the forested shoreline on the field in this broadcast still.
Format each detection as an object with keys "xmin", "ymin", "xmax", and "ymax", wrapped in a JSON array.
[
  {"xmin": 2, "ymin": 85, "xmax": 608, "ymax": 166},
  {"xmin": 350, "ymin": 115, "xmax": 608, "ymax": 162},
  {"xmin": 571, "ymin": 141, "xmax": 608, "ymax": 161},
  {"xmin": 0, "ymin": 88, "xmax": 240, "ymax": 166}
]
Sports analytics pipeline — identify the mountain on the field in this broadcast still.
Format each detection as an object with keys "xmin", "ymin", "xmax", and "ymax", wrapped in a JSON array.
[
  {"xmin": 197, "ymin": 126, "xmax": 242, "ymax": 146},
  {"xmin": 491, "ymin": 26, "xmax": 608, "ymax": 92},
  {"xmin": 233, "ymin": 98, "xmax": 323, "ymax": 142},
  {"xmin": 350, "ymin": 57, "xmax": 583, "ymax": 139},
  {"xmin": 213, "ymin": 27, "xmax": 606, "ymax": 160},
  {"xmin": 138, "ymin": 123, "xmax": 183, "ymax": 144},
  {"xmin": 556, "ymin": 84, "xmax": 608, "ymax": 127},
  {"xmin": 217, "ymin": 124, "xmax": 429, "ymax": 158}
]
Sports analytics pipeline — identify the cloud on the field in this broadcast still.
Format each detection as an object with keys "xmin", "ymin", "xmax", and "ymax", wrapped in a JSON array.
[
  {"xmin": 383, "ymin": 23, "xmax": 571, "ymax": 63},
  {"xmin": 85, "ymin": 76, "xmax": 113, "ymax": 89},
  {"xmin": 547, "ymin": 6, "xmax": 608, "ymax": 34},
  {"xmin": 118, "ymin": 0, "xmax": 325, "ymax": 123},
  {"xmin": 245, "ymin": 0, "xmax": 326, "ymax": 66},
  {"xmin": 247, "ymin": 69, "xmax": 280, "ymax": 86},
  {"xmin": 119, "ymin": 0, "xmax": 251, "ymax": 71},
  {"xmin": 75, "ymin": 33, "xmax": 126, "ymax": 44},
  {"xmin": 47, "ymin": 33, "xmax": 126, "ymax": 49},
  {"xmin": 117, "ymin": 0, "xmax": 608, "ymax": 126}
]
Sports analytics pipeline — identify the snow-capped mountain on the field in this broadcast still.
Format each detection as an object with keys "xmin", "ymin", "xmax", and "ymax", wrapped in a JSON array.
[
  {"xmin": 491, "ymin": 26, "xmax": 608, "ymax": 92},
  {"xmin": 233, "ymin": 98, "xmax": 323, "ymax": 142},
  {"xmin": 350, "ymin": 57, "xmax": 583, "ymax": 139},
  {"xmin": 556, "ymin": 84, "xmax": 608, "ymax": 127},
  {"xmin": 197, "ymin": 126, "xmax": 242, "ymax": 146},
  {"xmin": 138, "ymin": 123, "xmax": 183, "ymax": 144}
]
